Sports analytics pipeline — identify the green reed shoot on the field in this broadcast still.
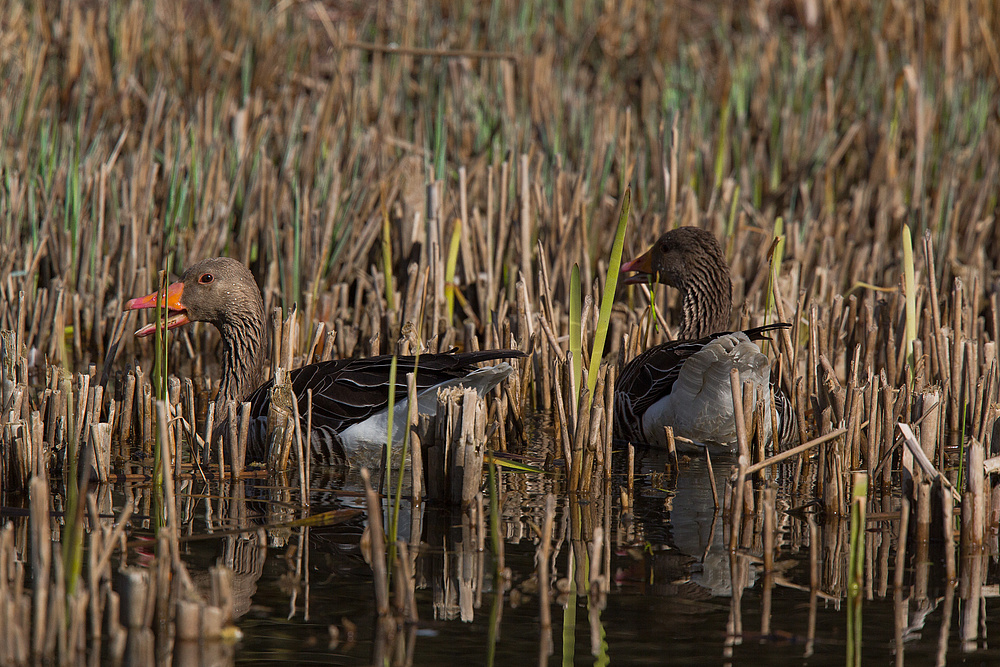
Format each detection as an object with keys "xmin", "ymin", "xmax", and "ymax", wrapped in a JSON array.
[
  {"xmin": 562, "ymin": 558, "xmax": 578, "ymax": 667},
  {"xmin": 902, "ymin": 225, "xmax": 916, "ymax": 385},
  {"xmin": 846, "ymin": 472, "xmax": 867, "ymax": 667},
  {"xmin": 384, "ymin": 354, "xmax": 398, "ymax": 497},
  {"xmin": 445, "ymin": 219, "xmax": 462, "ymax": 323},
  {"xmin": 380, "ymin": 186, "xmax": 395, "ymax": 311},
  {"xmin": 569, "ymin": 263, "xmax": 582, "ymax": 402},
  {"xmin": 152, "ymin": 267, "xmax": 171, "ymax": 527},
  {"xmin": 153, "ymin": 400, "xmax": 168, "ymax": 531},
  {"xmin": 389, "ymin": 356, "xmax": 420, "ymax": 566},
  {"xmin": 152, "ymin": 268, "xmax": 171, "ymax": 402},
  {"xmin": 486, "ymin": 443, "xmax": 503, "ymax": 564},
  {"xmin": 587, "ymin": 186, "xmax": 631, "ymax": 404},
  {"xmin": 381, "ymin": 353, "xmax": 399, "ymax": 577},
  {"xmin": 487, "ymin": 566, "xmax": 502, "ymax": 667}
]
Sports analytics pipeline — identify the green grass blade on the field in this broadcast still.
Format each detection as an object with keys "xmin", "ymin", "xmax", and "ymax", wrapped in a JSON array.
[
  {"xmin": 587, "ymin": 187, "xmax": 631, "ymax": 402},
  {"xmin": 283, "ymin": 508, "xmax": 364, "ymax": 528},
  {"xmin": 445, "ymin": 220, "xmax": 462, "ymax": 323},
  {"xmin": 484, "ymin": 455, "xmax": 546, "ymax": 474},
  {"xmin": 561, "ymin": 556, "xmax": 578, "ymax": 666},
  {"xmin": 487, "ymin": 441, "xmax": 502, "ymax": 560},
  {"xmin": 383, "ymin": 353, "xmax": 398, "ymax": 575},
  {"xmin": 381, "ymin": 190, "xmax": 395, "ymax": 311},
  {"xmin": 384, "ymin": 354, "xmax": 398, "ymax": 488},
  {"xmin": 389, "ymin": 356, "xmax": 419, "ymax": 560}
]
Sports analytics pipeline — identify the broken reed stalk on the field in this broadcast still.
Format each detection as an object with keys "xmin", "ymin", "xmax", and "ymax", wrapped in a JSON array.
[
  {"xmin": 966, "ymin": 437, "xmax": 985, "ymax": 549},
  {"xmin": 581, "ymin": 369, "xmax": 606, "ymax": 493},
  {"xmin": 729, "ymin": 367, "xmax": 750, "ymax": 551},
  {"xmin": 942, "ymin": 477, "xmax": 956, "ymax": 583},
  {"xmin": 30, "ymin": 476, "xmax": 51, "ymax": 656},
  {"xmin": 306, "ymin": 389, "xmax": 313, "ymax": 497},
  {"xmin": 664, "ymin": 425, "xmax": 678, "ymax": 472},
  {"xmin": 155, "ymin": 400, "xmax": 177, "ymax": 531},
  {"xmin": 762, "ymin": 485, "xmax": 776, "ymax": 573},
  {"xmin": 18, "ymin": 460, "xmax": 231, "ymax": 662},
  {"xmin": 360, "ymin": 468, "xmax": 390, "ymax": 616},
  {"xmin": 202, "ymin": 403, "xmax": 215, "ymax": 469},
  {"xmin": 450, "ymin": 387, "xmax": 487, "ymax": 506},
  {"xmin": 587, "ymin": 524, "xmax": 608, "ymax": 661},
  {"xmin": 553, "ymin": 362, "xmax": 573, "ymax": 473},
  {"xmin": 704, "ymin": 445, "xmax": 720, "ymax": 510},
  {"xmin": 291, "ymin": 395, "xmax": 308, "ymax": 507},
  {"xmin": 743, "ymin": 426, "xmax": 850, "ymax": 476},
  {"xmin": 394, "ymin": 541, "xmax": 418, "ymax": 624},
  {"xmin": 806, "ymin": 515, "xmax": 819, "ymax": 656},
  {"xmin": 227, "ymin": 401, "xmax": 239, "ymax": 481},
  {"xmin": 406, "ymin": 374, "xmax": 423, "ymax": 506},
  {"xmin": 237, "ymin": 402, "xmax": 251, "ymax": 473}
]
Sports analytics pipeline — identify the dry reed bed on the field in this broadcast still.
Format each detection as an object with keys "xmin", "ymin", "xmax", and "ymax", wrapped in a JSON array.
[{"xmin": 0, "ymin": 0, "xmax": 999, "ymax": 663}]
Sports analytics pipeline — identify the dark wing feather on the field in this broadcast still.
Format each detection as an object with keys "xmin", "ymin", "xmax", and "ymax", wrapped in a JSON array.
[
  {"xmin": 247, "ymin": 349, "xmax": 526, "ymax": 433},
  {"xmin": 615, "ymin": 339, "xmax": 707, "ymax": 443}
]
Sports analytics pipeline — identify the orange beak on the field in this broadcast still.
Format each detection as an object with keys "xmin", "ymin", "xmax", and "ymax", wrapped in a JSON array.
[
  {"xmin": 125, "ymin": 282, "xmax": 190, "ymax": 337},
  {"xmin": 620, "ymin": 248, "xmax": 655, "ymax": 285}
]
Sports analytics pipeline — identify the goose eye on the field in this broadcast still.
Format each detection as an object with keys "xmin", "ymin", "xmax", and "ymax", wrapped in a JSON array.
[{"xmin": 199, "ymin": 273, "xmax": 214, "ymax": 285}]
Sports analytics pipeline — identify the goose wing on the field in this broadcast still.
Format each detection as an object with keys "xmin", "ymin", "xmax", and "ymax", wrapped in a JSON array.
[
  {"xmin": 614, "ymin": 324, "xmax": 788, "ymax": 444},
  {"xmin": 247, "ymin": 349, "xmax": 526, "ymax": 432}
]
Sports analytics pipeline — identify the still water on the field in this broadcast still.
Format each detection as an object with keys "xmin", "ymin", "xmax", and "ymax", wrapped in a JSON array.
[{"xmin": 150, "ymin": 425, "xmax": 1000, "ymax": 666}]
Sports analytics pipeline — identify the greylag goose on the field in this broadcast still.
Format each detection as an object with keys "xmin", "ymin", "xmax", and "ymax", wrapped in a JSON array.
[
  {"xmin": 126, "ymin": 257, "xmax": 524, "ymax": 465},
  {"xmin": 614, "ymin": 227, "xmax": 795, "ymax": 450}
]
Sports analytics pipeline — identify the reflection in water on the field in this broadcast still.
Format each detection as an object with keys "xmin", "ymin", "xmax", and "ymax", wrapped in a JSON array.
[
  {"xmin": 7, "ymin": 426, "xmax": 999, "ymax": 665},
  {"xmin": 667, "ymin": 453, "xmax": 754, "ymax": 597},
  {"xmin": 162, "ymin": 446, "xmax": 1000, "ymax": 664},
  {"xmin": 626, "ymin": 449, "xmax": 755, "ymax": 600}
]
